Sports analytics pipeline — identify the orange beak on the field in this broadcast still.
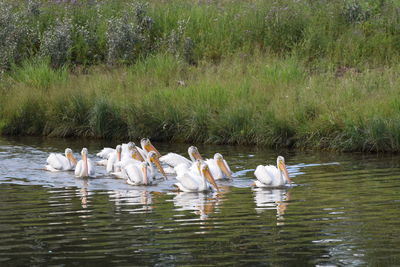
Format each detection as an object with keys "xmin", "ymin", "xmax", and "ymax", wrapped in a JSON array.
[
  {"xmin": 279, "ymin": 162, "xmax": 292, "ymax": 184},
  {"xmin": 67, "ymin": 153, "xmax": 77, "ymax": 166},
  {"xmin": 217, "ymin": 159, "xmax": 232, "ymax": 179},
  {"xmin": 203, "ymin": 168, "xmax": 219, "ymax": 192},
  {"xmin": 192, "ymin": 150, "xmax": 203, "ymax": 161},
  {"xmin": 152, "ymin": 157, "xmax": 167, "ymax": 179},
  {"xmin": 145, "ymin": 143, "xmax": 161, "ymax": 158},
  {"xmin": 132, "ymin": 150, "xmax": 145, "ymax": 162}
]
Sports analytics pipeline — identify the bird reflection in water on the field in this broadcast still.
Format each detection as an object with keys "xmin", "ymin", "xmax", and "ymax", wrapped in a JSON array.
[
  {"xmin": 253, "ymin": 188, "xmax": 291, "ymax": 225},
  {"xmin": 111, "ymin": 189, "xmax": 155, "ymax": 213},
  {"xmin": 80, "ymin": 179, "xmax": 89, "ymax": 209},
  {"xmin": 173, "ymin": 186, "xmax": 229, "ymax": 221}
]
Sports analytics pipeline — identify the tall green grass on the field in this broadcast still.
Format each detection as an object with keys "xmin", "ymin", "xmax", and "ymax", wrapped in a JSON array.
[
  {"xmin": 2, "ymin": 53, "xmax": 400, "ymax": 152},
  {"xmin": 2, "ymin": 0, "xmax": 400, "ymax": 152}
]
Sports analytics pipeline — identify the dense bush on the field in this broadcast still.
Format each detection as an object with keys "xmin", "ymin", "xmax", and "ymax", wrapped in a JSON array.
[{"xmin": 0, "ymin": 0, "xmax": 399, "ymax": 69}]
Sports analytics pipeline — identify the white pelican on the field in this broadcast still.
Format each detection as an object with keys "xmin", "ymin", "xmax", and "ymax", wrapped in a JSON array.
[
  {"xmin": 97, "ymin": 142, "xmax": 137, "ymax": 161},
  {"xmin": 106, "ymin": 145, "xmax": 122, "ymax": 173},
  {"xmin": 205, "ymin": 153, "xmax": 232, "ymax": 180},
  {"xmin": 160, "ymin": 146, "xmax": 203, "ymax": 173},
  {"xmin": 96, "ymin": 147, "xmax": 115, "ymax": 159},
  {"xmin": 174, "ymin": 161, "xmax": 219, "ymax": 192},
  {"xmin": 123, "ymin": 142, "xmax": 145, "ymax": 162},
  {"xmin": 254, "ymin": 156, "xmax": 292, "ymax": 187},
  {"xmin": 140, "ymin": 138, "xmax": 161, "ymax": 158},
  {"xmin": 45, "ymin": 148, "xmax": 77, "ymax": 172},
  {"xmin": 97, "ymin": 139, "xmax": 158, "ymax": 163},
  {"xmin": 114, "ymin": 151, "xmax": 166, "ymax": 180},
  {"xmin": 75, "ymin": 148, "xmax": 95, "ymax": 177},
  {"xmin": 123, "ymin": 162, "xmax": 150, "ymax": 186}
]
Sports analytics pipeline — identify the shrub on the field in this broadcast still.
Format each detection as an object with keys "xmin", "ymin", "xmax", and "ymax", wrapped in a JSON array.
[{"xmin": 40, "ymin": 18, "xmax": 73, "ymax": 68}]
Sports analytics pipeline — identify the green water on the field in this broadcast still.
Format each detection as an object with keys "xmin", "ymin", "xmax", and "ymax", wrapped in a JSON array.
[{"xmin": 0, "ymin": 137, "xmax": 400, "ymax": 266}]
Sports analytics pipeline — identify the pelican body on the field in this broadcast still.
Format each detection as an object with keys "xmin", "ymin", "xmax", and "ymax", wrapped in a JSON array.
[
  {"xmin": 114, "ymin": 151, "xmax": 167, "ymax": 182},
  {"xmin": 174, "ymin": 161, "xmax": 219, "ymax": 192},
  {"xmin": 254, "ymin": 156, "xmax": 292, "ymax": 187},
  {"xmin": 45, "ymin": 148, "xmax": 77, "ymax": 172},
  {"xmin": 106, "ymin": 145, "xmax": 122, "ymax": 173},
  {"xmin": 75, "ymin": 148, "xmax": 95, "ymax": 177},
  {"xmin": 123, "ymin": 162, "xmax": 150, "ymax": 186},
  {"xmin": 160, "ymin": 146, "xmax": 203, "ymax": 174}
]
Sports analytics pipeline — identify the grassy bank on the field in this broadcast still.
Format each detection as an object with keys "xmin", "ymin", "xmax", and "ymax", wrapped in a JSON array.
[
  {"xmin": 2, "ymin": 0, "xmax": 400, "ymax": 152},
  {"xmin": 2, "ymin": 53, "xmax": 400, "ymax": 152}
]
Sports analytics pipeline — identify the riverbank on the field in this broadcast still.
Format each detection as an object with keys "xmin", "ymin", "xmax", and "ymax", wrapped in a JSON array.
[
  {"xmin": 2, "ymin": 53, "xmax": 400, "ymax": 152},
  {"xmin": 1, "ymin": 0, "xmax": 400, "ymax": 152}
]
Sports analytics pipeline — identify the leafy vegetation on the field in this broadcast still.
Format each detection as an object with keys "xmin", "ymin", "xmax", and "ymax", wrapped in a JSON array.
[{"xmin": 1, "ymin": 0, "xmax": 400, "ymax": 152}]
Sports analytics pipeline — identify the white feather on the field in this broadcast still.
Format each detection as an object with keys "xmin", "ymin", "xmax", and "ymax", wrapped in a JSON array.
[
  {"xmin": 254, "ymin": 165, "xmax": 285, "ymax": 187},
  {"xmin": 45, "ymin": 153, "xmax": 74, "ymax": 171},
  {"xmin": 160, "ymin": 153, "xmax": 192, "ymax": 168},
  {"xmin": 96, "ymin": 147, "xmax": 115, "ymax": 159}
]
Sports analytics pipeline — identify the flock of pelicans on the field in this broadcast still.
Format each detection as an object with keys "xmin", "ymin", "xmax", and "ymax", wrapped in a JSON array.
[{"xmin": 45, "ymin": 138, "xmax": 293, "ymax": 192}]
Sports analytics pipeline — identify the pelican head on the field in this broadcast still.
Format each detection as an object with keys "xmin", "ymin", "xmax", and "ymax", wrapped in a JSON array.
[
  {"xmin": 139, "ymin": 162, "xmax": 148, "ymax": 185},
  {"xmin": 116, "ymin": 145, "xmax": 122, "ymax": 161},
  {"xmin": 65, "ymin": 148, "xmax": 77, "ymax": 166},
  {"xmin": 141, "ymin": 138, "xmax": 161, "ymax": 157},
  {"xmin": 127, "ymin": 142, "xmax": 136, "ymax": 151},
  {"xmin": 201, "ymin": 163, "xmax": 219, "ymax": 192},
  {"xmin": 65, "ymin": 148, "xmax": 73, "ymax": 156},
  {"xmin": 277, "ymin": 156, "xmax": 292, "ymax": 184},
  {"xmin": 188, "ymin": 146, "xmax": 203, "ymax": 162},
  {"xmin": 148, "ymin": 151, "xmax": 166, "ymax": 178},
  {"xmin": 81, "ymin": 148, "xmax": 88, "ymax": 157},
  {"xmin": 214, "ymin": 153, "xmax": 232, "ymax": 179}
]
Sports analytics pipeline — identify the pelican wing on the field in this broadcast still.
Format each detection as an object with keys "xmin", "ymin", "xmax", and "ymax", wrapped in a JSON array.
[
  {"xmin": 106, "ymin": 152, "xmax": 118, "ymax": 173},
  {"xmin": 124, "ymin": 164, "xmax": 143, "ymax": 185},
  {"xmin": 254, "ymin": 165, "xmax": 277, "ymax": 186},
  {"xmin": 87, "ymin": 159, "xmax": 95, "ymax": 176},
  {"xmin": 174, "ymin": 163, "xmax": 191, "ymax": 177},
  {"xmin": 46, "ymin": 153, "xmax": 71, "ymax": 171},
  {"xmin": 188, "ymin": 162, "xmax": 201, "ymax": 176},
  {"xmin": 96, "ymin": 148, "xmax": 115, "ymax": 159},
  {"xmin": 115, "ymin": 158, "xmax": 142, "ymax": 169},
  {"xmin": 160, "ymin": 153, "xmax": 191, "ymax": 168},
  {"xmin": 75, "ymin": 161, "xmax": 83, "ymax": 177},
  {"xmin": 46, "ymin": 153, "xmax": 63, "ymax": 170},
  {"xmin": 176, "ymin": 172, "xmax": 201, "ymax": 192}
]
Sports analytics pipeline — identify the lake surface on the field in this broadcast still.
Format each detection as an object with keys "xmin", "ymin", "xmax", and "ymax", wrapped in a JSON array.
[{"xmin": 1, "ymin": 137, "xmax": 400, "ymax": 266}]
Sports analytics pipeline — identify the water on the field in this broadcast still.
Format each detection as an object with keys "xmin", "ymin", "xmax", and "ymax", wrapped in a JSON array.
[{"xmin": 1, "ymin": 137, "xmax": 400, "ymax": 266}]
